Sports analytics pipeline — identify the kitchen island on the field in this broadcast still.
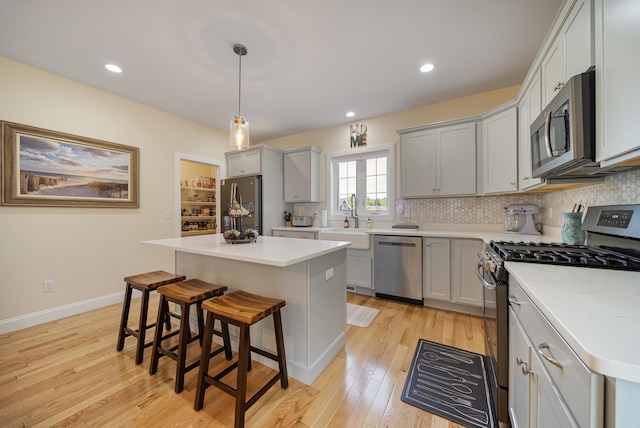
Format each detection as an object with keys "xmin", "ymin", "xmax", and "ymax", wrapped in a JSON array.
[{"xmin": 143, "ymin": 234, "xmax": 349, "ymax": 385}]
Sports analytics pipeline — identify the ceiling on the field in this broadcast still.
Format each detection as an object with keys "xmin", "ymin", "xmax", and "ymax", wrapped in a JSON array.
[{"xmin": 0, "ymin": 0, "xmax": 564, "ymax": 142}]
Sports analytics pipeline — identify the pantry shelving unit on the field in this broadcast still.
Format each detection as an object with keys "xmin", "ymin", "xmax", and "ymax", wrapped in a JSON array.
[{"xmin": 180, "ymin": 184, "xmax": 216, "ymax": 237}]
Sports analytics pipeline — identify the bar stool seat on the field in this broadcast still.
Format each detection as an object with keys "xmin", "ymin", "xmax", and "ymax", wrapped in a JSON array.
[
  {"xmin": 194, "ymin": 290, "xmax": 288, "ymax": 428},
  {"xmin": 149, "ymin": 279, "xmax": 231, "ymax": 393},
  {"xmin": 116, "ymin": 270, "xmax": 186, "ymax": 365}
]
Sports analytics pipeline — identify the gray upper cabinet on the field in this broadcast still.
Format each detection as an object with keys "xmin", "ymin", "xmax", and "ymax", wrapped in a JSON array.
[
  {"xmin": 284, "ymin": 146, "xmax": 321, "ymax": 203},
  {"xmin": 595, "ymin": 0, "xmax": 640, "ymax": 166},
  {"xmin": 482, "ymin": 104, "xmax": 518, "ymax": 194},
  {"xmin": 226, "ymin": 147, "xmax": 261, "ymax": 178},
  {"xmin": 541, "ymin": 0, "xmax": 593, "ymax": 107},
  {"xmin": 400, "ymin": 121, "xmax": 476, "ymax": 197},
  {"xmin": 518, "ymin": 72, "xmax": 545, "ymax": 191}
]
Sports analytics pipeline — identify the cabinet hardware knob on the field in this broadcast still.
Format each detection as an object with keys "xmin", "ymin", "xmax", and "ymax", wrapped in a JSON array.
[
  {"xmin": 521, "ymin": 364, "xmax": 534, "ymax": 376},
  {"xmin": 516, "ymin": 357, "xmax": 533, "ymax": 375}
]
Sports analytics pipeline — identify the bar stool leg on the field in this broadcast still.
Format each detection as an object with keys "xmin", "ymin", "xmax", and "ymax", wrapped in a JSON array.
[
  {"xmin": 195, "ymin": 311, "xmax": 216, "ymax": 411},
  {"xmin": 196, "ymin": 301, "xmax": 205, "ymax": 347},
  {"xmin": 149, "ymin": 294, "xmax": 168, "ymax": 376},
  {"xmin": 175, "ymin": 301, "xmax": 190, "ymax": 393},
  {"xmin": 163, "ymin": 299, "xmax": 172, "ymax": 331},
  {"xmin": 116, "ymin": 283, "xmax": 133, "ymax": 352},
  {"xmin": 273, "ymin": 310, "xmax": 289, "ymax": 389},
  {"xmin": 221, "ymin": 321, "xmax": 233, "ymax": 360},
  {"xmin": 135, "ymin": 289, "xmax": 152, "ymax": 365},
  {"xmin": 235, "ymin": 324, "xmax": 251, "ymax": 428}
]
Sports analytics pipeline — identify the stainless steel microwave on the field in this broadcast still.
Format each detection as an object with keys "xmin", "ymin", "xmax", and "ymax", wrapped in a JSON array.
[{"xmin": 530, "ymin": 68, "xmax": 598, "ymax": 178}]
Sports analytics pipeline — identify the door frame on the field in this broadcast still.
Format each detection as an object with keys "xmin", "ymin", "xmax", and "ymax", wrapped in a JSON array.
[{"xmin": 174, "ymin": 152, "xmax": 225, "ymax": 237}]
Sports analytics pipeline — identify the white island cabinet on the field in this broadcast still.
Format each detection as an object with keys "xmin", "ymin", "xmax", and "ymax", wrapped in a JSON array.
[{"xmin": 143, "ymin": 234, "xmax": 348, "ymax": 385}]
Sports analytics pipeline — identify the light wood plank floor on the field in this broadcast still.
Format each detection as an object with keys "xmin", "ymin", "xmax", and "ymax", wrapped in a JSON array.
[{"xmin": 0, "ymin": 292, "xmax": 486, "ymax": 427}]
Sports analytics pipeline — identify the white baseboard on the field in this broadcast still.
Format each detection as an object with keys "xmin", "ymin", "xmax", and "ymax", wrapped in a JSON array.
[{"xmin": 0, "ymin": 291, "xmax": 134, "ymax": 335}]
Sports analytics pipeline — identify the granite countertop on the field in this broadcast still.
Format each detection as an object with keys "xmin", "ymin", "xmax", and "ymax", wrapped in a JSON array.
[{"xmin": 142, "ymin": 234, "xmax": 349, "ymax": 267}]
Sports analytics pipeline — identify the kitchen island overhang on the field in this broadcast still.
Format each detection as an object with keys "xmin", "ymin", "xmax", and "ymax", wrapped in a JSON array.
[{"xmin": 143, "ymin": 234, "xmax": 350, "ymax": 385}]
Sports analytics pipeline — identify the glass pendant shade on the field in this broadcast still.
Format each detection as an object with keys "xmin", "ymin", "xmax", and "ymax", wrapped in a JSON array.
[{"xmin": 230, "ymin": 115, "xmax": 250, "ymax": 150}]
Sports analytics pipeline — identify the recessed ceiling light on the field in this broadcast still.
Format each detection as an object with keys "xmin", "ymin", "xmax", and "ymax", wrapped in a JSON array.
[
  {"xmin": 346, "ymin": 111, "xmax": 355, "ymax": 117},
  {"xmin": 420, "ymin": 63, "xmax": 435, "ymax": 73},
  {"xmin": 105, "ymin": 64, "xmax": 122, "ymax": 73}
]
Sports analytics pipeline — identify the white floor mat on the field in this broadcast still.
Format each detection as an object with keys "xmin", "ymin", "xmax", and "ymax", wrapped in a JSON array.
[{"xmin": 346, "ymin": 303, "xmax": 379, "ymax": 327}]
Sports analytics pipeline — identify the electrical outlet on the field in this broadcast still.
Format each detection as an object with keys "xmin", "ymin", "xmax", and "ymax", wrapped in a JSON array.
[
  {"xmin": 476, "ymin": 208, "xmax": 484, "ymax": 218},
  {"xmin": 548, "ymin": 207, "xmax": 553, "ymax": 219},
  {"xmin": 325, "ymin": 268, "xmax": 334, "ymax": 281},
  {"xmin": 43, "ymin": 280, "xmax": 55, "ymax": 293}
]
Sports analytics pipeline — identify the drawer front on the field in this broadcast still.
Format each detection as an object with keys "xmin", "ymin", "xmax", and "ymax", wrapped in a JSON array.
[{"xmin": 509, "ymin": 278, "xmax": 603, "ymax": 428}]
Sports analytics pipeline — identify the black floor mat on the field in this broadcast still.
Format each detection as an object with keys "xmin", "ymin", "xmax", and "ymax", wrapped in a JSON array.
[{"xmin": 401, "ymin": 339, "xmax": 496, "ymax": 428}]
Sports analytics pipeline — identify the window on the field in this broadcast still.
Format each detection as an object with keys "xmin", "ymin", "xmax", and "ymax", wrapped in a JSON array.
[{"xmin": 328, "ymin": 143, "xmax": 395, "ymax": 221}]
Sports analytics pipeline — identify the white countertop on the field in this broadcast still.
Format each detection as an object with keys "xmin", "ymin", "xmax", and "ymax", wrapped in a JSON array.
[
  {"xmin": 507, "ymin": 262, "xmax": 640, "ymax": 383},
  {"xmin": 273, "ymin": 225, "xmax": 558, "ymax": 245},
  {"xmin": 143, "ymin": 234, "xmax": 349, "ymax": 267}
]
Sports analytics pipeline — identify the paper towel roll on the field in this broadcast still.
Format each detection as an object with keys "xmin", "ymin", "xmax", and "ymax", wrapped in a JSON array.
[{"xmin": 321, "ymin": 210, "xmax": 328, "ymax": 227}]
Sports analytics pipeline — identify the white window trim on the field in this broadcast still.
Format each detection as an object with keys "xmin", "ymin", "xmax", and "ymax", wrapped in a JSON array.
[{"xmin": 326, "ymin": 142, "xmax": 395, "ymax": 222}]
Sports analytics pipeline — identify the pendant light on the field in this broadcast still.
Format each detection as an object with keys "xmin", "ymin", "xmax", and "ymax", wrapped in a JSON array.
[{"xmin": 230, "ymin": 43, "xmax": 250, "ymax": 150}]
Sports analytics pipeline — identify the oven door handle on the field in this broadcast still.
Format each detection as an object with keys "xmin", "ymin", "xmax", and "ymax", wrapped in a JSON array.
[{"xmin": 476, "ymin": 262, "xmax": 496, "ymax": 290}]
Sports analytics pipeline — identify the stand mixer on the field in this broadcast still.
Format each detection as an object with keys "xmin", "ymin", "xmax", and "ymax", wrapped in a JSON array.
[{"xmin": 505, "ymin": 204, "xmax": 541, "ymax": 235}]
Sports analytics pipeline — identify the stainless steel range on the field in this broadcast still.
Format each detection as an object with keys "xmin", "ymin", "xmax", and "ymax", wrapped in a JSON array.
[{"xmin": 477, "ymin": 204, "xmax": 640, "ymax": 426}]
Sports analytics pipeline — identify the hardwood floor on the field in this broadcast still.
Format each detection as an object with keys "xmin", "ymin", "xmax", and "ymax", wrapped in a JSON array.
[{"xmin": 0, "ymin": 292, "xmax": 486, "ymax": 427}]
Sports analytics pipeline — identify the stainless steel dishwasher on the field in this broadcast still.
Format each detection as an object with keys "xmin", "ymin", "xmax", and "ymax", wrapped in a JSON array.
[{"xmin": 373, "ymin": 235, "xmax": 423, "ymax": 305}]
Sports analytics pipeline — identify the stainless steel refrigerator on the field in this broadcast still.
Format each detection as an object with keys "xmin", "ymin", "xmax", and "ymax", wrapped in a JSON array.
[{"xmin": 220, "ymin": 176, "xmax": 262, "ymax": 233}]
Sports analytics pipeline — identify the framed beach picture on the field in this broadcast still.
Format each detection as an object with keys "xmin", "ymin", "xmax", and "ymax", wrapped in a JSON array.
[{"xmin": 1, "ymin": 121, "xmax": 139, "ymax": 207}]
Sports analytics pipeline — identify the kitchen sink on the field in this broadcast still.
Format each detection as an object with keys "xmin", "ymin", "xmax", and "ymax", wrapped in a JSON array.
[{"xmin": 317, "ymin": 228, "xmax": 370, "ymax": 250}]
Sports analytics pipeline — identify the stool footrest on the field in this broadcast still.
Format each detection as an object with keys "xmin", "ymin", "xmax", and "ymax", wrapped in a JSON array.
[
  {"xmin": 203, "ymin": 369, "xmax": 283, "ymax": 412},
  {"xmin": 249, "ymin": 346, "xmax": 280, "ymax": 364}
]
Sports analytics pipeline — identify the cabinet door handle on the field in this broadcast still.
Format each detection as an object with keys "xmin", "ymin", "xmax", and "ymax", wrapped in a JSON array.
[
  {"xmin": 508, "ymin": 295, "xmax": 522, "ymax": 306},
  {"xmin": 537, "ymin": 343, "xmax": 563, "ymax": 368}
]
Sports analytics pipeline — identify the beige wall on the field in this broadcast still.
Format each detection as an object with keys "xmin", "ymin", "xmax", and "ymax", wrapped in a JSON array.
[
  {"xmin": 0, "ymin": 57, "xmax": 229, "ymax": 322},
  {"xmin": 264, "ymin": 86, "xmax": 520, "ymax": 199},
  {"xmin": 0, "ymin": 55, "xmax": 520, "ymax": 327}
]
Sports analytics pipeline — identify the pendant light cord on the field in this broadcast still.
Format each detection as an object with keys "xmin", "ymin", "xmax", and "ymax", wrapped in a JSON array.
[
  {"xmin": 237, "ymin": 52, "xmax": 242, "ymax": 117},
  {"xmin": 233, "ymin": 43, "xmax": 247, "ymax": 119}
]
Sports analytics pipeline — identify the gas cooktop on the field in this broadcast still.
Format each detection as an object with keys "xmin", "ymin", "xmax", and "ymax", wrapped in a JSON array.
[{"xmin": 489, "ymin": 240, "xmax": 640, "ymax": 271}]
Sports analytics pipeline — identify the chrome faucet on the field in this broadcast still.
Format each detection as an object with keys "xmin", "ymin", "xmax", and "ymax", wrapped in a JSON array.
[{"xmin": 350, "ymin": 193, "xmax": 359, "ymax": 228}]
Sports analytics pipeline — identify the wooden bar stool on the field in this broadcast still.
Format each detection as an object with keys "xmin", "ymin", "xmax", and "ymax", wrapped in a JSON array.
[
  {"xmin": 194, "ymin": 290, "xmax": 288, "ymax": 428},
  {"xmin": 116, "ymin": 270, "xmax": 186, "ymax": 365},
  {"xmin": 149, "ymin": 279, "xmax": 231, "ymax": 393}
]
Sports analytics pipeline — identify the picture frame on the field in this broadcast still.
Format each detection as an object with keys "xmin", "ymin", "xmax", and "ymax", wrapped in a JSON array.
[{"xmin": 1, "ymin": 121, "xmax": 139, "ymax": 207}]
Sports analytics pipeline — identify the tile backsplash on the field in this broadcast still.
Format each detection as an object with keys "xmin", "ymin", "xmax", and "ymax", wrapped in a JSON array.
[{"xmin": 294, "ymin": 166, "xmax": 640, "ymax": 229}]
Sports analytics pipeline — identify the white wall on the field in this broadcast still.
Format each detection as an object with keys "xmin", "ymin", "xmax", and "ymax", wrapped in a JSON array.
[{"xmin": 0, "ymin": 57, "xmax": 228, "ymax": 327}]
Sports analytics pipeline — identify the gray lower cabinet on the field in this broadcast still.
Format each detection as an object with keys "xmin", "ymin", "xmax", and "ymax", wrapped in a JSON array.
[
  {"xmin": 451, "ymin": 239, "xmax": 484, "ymax": 307},
  {"xmin": 347, "ymin": 248, "xmax": 373, "ymax": 291},
  {"xmin": 508, "ymin": 277, "xmax": 604, "ymax": 428},
  {"xmin": 422, "ymin": 238, "xmax": 483, "ymax": 313},
  {"xmin": 423, "ymin": 238, "xmax": 451, "ymax": 301}
]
